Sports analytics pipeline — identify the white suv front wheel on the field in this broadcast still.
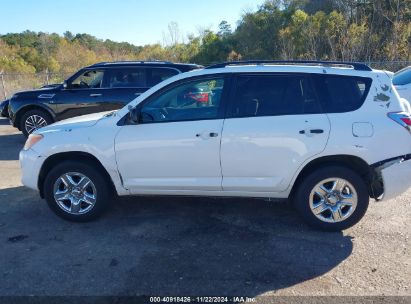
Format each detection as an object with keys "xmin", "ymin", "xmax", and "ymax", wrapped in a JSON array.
[
  {"xmin": 44, "ymin": 161, "xmax": 111, "ymax": 222},
  {"xmin": 293, "ymin": 166, "xmax": 369, "ymax": 231}
]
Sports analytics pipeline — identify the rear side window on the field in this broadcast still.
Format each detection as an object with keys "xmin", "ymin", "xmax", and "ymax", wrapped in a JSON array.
[
  {"xmin": 393, "ymin": 68, "xmax": 411, "ymax": 86},
  {"xmin": 108, "ymin": 68, "xmax": 146, "ymax": 88},
  {"xmin": 148, "ymin": 68, "xmax": 179, "ymax": 86},
  {"xmin": 230, "ymin": 75, "xmax": 322, "ymax": 118},
  {"xmin": 313, "ymin": 75, "xmax": 372, "ymax": 113}
]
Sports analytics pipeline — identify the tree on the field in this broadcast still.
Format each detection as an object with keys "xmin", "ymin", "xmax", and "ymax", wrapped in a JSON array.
[
  {"xmin": 63, "ymin": 31, "xmax": 74, "ymax": 41},
  {"xmin": 217, "ymin": 21, "xmax": 232, "ymax": 37}
]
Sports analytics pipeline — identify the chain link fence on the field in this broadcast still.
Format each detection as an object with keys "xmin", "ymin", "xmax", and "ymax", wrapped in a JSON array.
[
  {"xmin": 0, "ymin": 72, "xmax": 73, "ymax": 100},
  {"xmin": 362, "ymin": 61, "xmax": 411, "ymax": 72},
  {"xmin": 1, "ymin": 61, "xmax": 410, "ymax": 100}
]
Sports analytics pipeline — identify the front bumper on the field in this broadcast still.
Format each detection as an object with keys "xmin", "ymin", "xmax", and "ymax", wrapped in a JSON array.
[
  {"xmin": 0, "ymin": 100, "xmax": 8, "ymax": 117},
  {"xmin": 19, "ymin": 148, "xmax": 45, "ymax": 192},
  {"xmin": 379, "ymin": 158, "xmax": 411, "ymax": 201}
]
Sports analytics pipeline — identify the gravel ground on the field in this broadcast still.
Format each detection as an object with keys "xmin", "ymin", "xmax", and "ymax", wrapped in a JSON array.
[{"xmin": 0, "ymin": 117, "xmax": 410, "ymax": 298}]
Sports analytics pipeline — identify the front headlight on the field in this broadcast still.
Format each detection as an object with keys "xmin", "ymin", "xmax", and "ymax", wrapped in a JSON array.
[{"xmin": 23, "ymin": 134, "xmax": 44, "ymax": 151}]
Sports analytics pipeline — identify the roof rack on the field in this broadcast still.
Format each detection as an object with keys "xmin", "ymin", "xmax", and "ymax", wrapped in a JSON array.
[
  {"xmin": 91, "ymin": 60, "xmax": 174, "ymax": 66},
  {"xmin": 205, "ymin": 60, "xmax": 372, "ymax": 71}
]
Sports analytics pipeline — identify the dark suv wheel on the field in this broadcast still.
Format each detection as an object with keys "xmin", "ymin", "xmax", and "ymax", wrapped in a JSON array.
[
  {"xmin": 20, "ymin": 109, "xmax": 53, "ymax": 137},
  {"xmin": 293, "ymin": 166, "xmax": 369, "ymax": 231},
  {"xmin": 43, "ymin": 161, "xmax": 111, "ymax": 222}
]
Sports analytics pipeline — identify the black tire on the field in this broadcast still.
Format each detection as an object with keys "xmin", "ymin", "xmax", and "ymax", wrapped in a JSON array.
[
  {"xmin": 293, "ymin": 166, "xmax": 369, "ymax": 231},
  {"xmin": 20, "ymin": 109, "xmax": 53, "ymax": 137},
  {"xmin": 43, "ymin": 160, "xmax": 111, "ymax": 222}
]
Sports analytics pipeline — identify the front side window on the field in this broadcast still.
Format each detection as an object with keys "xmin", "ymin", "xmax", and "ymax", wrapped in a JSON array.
[
  {"xmin": 140, "ymin": 78, "xmax": 225, "ymax": 123},
  {"xmin": 230, "ymin": 75, "xmax": 321, "ymax": 118},
  {"xmin": 109, "ymin": 68, "xmax": 146, "ymax": 88},
  {"xmin": 70, "ymin": 70, "xmax": 104, "ymax": 89}
]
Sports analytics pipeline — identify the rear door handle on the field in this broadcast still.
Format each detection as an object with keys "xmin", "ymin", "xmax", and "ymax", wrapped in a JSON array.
[
  {"xmin": 299, "ymin": 129, "xmax": 324, "ymax": 135},
  {"xmin": 90, "ymin": 93, "xmax": 102, "ymax": 97},
  {"xmin": 310, "ymin": 129, "xmax": 324, "ymax": 134}
]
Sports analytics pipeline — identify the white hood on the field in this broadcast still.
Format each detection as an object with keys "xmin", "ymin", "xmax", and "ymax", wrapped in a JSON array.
[{"xmin": 35, "ymin": 111, "xmax": 112, "ymax": 134}]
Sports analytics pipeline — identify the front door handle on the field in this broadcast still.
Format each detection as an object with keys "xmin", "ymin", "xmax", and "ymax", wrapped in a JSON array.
[
  {"xmin": 90, "ymin": 93, "xmax": 102, "ymax": 97},
  {"xmin": 196, "ymin": 132, "xmax": 219, "ymax": 139}
]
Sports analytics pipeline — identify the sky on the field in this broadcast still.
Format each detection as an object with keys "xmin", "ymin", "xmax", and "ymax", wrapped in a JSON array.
[{"xmin": 0, "ymin": 0, "xmax": 265, "ymax": 46}]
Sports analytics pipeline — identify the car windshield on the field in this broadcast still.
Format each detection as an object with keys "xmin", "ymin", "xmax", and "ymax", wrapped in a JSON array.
[{"xmin": 393, "ymin": 67, "xmax": 411, "ymax": 86}]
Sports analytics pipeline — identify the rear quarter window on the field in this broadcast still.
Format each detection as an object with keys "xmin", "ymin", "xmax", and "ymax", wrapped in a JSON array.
[{"xmin": 313, "ymin": 75, "xmax": 372, "ymax": 113}]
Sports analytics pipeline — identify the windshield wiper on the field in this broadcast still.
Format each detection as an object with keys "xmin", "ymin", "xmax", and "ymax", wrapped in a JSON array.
[{"xmin": 104, "ymin": 110, "xmax": 117, "ymax": 117}]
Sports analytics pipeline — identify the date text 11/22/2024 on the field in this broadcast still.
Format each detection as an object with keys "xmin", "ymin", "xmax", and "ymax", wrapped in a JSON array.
[{"xmin": 149, "ymin": 296, "xmax": 256, "ymax": 303}]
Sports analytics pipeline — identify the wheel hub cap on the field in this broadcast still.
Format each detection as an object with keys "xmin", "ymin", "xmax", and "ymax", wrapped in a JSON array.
[
  {"xmin": 309, "ymin": 178, "xmax": 358, "ymax": 223},
  {"xmin": 325, "ymin": 193, "xmax": 339, "ymax": 206},
  {"xmin": 53, "ymin": 172, "xmax": 97, "ymax": 215}
]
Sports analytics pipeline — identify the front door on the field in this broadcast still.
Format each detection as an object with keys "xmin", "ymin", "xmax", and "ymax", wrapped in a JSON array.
[
  {"xmin": 56, "ymin": 69, "xmax": 107, "ymax": 120},
  {"xmin": 115, "ymin": 76, "xmax": 228, "ymax": 193},
  {"xmin": 221, "ymin": 74, "xmax": 331, "ymax": 193}
]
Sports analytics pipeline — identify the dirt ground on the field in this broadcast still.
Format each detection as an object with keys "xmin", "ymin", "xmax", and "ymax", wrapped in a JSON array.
[{"xmin": 0, "ymin": 117, "xmax": 409, "ymax": 299}]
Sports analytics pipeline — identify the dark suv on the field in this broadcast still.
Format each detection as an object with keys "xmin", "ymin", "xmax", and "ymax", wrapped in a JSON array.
[{"xmin": 8, "ymin": 61, "xmax": 202, "ymax": 136}]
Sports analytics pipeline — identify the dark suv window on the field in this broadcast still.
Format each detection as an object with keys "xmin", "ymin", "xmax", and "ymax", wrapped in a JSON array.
[
  {"xmin": 148, "ymin": 68, "xmax": 179, "ymax": 86},
  {"xmin": 108, "ymin": 68, "xmax": 146, "ymax": 88},
  {"xmin": 230, "ymin": 75, "xmax": 321, "ymax": 118},
  {"xmin": 70, "ymin": 70, "xmax": 105, "ymax": 89},
  {"xmin": 313, "ymin": 75, "xmax": 372, "ymax": 113}
]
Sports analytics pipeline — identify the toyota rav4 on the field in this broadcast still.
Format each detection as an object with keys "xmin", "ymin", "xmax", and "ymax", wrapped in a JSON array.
[{"xmin": 19, "ymin": 60, "xmax": 411, "ymax": 231}]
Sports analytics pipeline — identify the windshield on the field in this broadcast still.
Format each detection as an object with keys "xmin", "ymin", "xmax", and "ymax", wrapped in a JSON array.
[{"xmin": 393, "ymin": 67, "xmax": 411, "ymax": 86}]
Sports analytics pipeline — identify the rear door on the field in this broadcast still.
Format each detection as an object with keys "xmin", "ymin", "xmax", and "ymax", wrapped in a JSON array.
[
  {"xmin": 103, "ymin": 67, "xmax": 148, "ymax": 111},
  {"xmin": 103, "ymin": 67, "xmax": 181, "ymax": 111},
  {"xmin": 221, "ymin": 73, "xmax": 330, "ymax": 193}
]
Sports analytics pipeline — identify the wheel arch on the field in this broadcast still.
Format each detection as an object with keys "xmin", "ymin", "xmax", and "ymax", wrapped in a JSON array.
[
  {"xmin": 14, "ymin": 104, "xmax": 55, "ymax": 129},
  {"xmin": 38, "ymin": 151, "xmax": 117, "ymax": 198},
  {"xmin": 289, "ymin": 154, "xmax": 379, "ymax": 199}
]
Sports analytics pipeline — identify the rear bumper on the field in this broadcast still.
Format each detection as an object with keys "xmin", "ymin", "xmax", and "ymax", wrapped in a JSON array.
[{"xmin": 379, "ymin": 158, "xmax": 411, "ymax": 201}]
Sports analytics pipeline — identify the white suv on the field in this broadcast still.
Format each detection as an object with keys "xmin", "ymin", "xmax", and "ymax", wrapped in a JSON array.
[{"xmin": 19, "ymin": 60, "xmax": 411, "ymax": 231}]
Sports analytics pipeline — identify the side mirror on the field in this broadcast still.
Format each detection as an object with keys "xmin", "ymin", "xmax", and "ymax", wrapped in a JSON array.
[
  {"xmin": 128, "ymin": 105, "xmax": 140, "ymax": 123},
  {"xmin": 63, "ymin": 81, "xmax": 68, "ymax": 89}
]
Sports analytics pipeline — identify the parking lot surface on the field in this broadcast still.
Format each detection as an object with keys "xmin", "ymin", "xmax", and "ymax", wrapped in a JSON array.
[{"xmin": 0, "ymin": 117, "xmax": 410, "ymax": 297}]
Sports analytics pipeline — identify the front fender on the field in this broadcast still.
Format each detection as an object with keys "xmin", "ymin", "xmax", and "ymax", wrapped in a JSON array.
[{"xmin": 12, "ymin": 103, "xmax": 56, "ymax": 128}]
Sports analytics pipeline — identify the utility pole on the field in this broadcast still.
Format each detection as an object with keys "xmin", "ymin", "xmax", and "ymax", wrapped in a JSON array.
[
  {"xmin": 46, "ymin": 68, "xmax": 50, "ymax": 85},
  {"xmin": 0, "ymin": 70, "xmax": 7, "ymax": 100}
]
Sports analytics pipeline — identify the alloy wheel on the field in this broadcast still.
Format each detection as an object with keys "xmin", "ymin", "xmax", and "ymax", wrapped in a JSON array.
[
  {"xmin": 309, "ymin": 178, "xmax": 358, "ymax": 223},
  {"xmin": 53, "ymin": 172, "xmax": 97, "ymax": 215},
  {"xmin": 25, "ymin": 114, "xmax": 48, "ymax": 134}
]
